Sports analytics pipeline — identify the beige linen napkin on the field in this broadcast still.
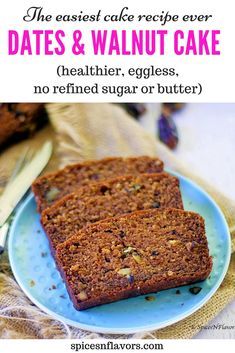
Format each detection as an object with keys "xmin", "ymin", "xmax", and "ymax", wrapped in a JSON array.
[{"xmin": 0, "ymin": 103, "xmax": 234, "ymax": 339}]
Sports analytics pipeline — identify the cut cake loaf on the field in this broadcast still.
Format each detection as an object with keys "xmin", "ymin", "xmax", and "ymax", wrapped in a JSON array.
[
  {"xmin": 32, "ymin": 156, "xmax": 164, "ymax": 212},
  {"xmin": 0, "ymin": 103, "xmax": 47, "ymax": 148},
  {"xmin": 56, "ymin": 208, "xmax": 212, "ymax": 310},
  {"xmin": 41, "ymin": 173, "xmax": 183, "ymax": 253}
]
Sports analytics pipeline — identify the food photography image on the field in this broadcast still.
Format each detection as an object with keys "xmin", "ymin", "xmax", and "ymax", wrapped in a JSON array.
[
  {"xmin": 0, "ymin": 102, "xmax": 234, "ymax": 340},
  {"xmin": 0, "ymin": 1, "xmax": 235, "ymax": 350}
]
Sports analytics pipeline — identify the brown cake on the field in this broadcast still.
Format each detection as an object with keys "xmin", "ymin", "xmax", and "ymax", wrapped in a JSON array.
[
  {"xmin": 56, "ymin": 208, "xmax": 212, "ymax": 310},
  {"xmin": 32, "ymin": 156, "xmax": 164, "ymax": 212},
  {"xmin": 57, "ymin": 172, "xmax": 183, "ymax": 202},
  {"xmin": 0, "ymin": 103, "xmax": 47, "ymax": 149},
  {"xmin": 41, "ymin": 173, "xmax": 183, "ymax": 253}
]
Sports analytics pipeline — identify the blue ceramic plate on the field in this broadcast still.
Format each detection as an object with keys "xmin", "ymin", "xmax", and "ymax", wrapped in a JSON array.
[{"xmin": 8, "ymin": 172, "xmax": 231, "ymax": 334}]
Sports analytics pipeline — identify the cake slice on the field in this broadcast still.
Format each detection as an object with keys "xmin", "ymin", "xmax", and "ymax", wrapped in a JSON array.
[
  {"xmin": 32, "ymin": 156, "xmax": 163, "ymax": 212},
  {"xmin": 41, "ymin": 173, "xmax": 183, "ymax": 253},
  {"xmin": 56, "ymin": 208, "xmax": 212, "ymax": 310}
]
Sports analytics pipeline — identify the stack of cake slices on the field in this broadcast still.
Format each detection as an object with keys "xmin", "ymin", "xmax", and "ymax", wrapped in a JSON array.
[{"xmin": 32, "ymin": 156, "xmax": 212, "ymax": 310}]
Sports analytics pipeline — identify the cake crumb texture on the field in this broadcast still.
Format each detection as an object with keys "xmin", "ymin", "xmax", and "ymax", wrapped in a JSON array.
[
  {"xmin": 56, "ymin": 208, "xmax": 212, "ymax": 310},
  {"xmin": 41, "ymin": 173, "xmax": 183, "ymax": 252}
]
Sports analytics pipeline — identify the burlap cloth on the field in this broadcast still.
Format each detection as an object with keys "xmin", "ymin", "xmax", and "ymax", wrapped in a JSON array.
[{"xmin": 0, "ymin": 103, "xmax": 234, "ymax": 339}]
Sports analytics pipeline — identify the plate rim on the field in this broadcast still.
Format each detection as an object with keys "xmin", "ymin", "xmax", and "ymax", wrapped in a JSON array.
[{"xmin": 8, "ymin": 171, "xmax": 231, "ymax": 334}]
